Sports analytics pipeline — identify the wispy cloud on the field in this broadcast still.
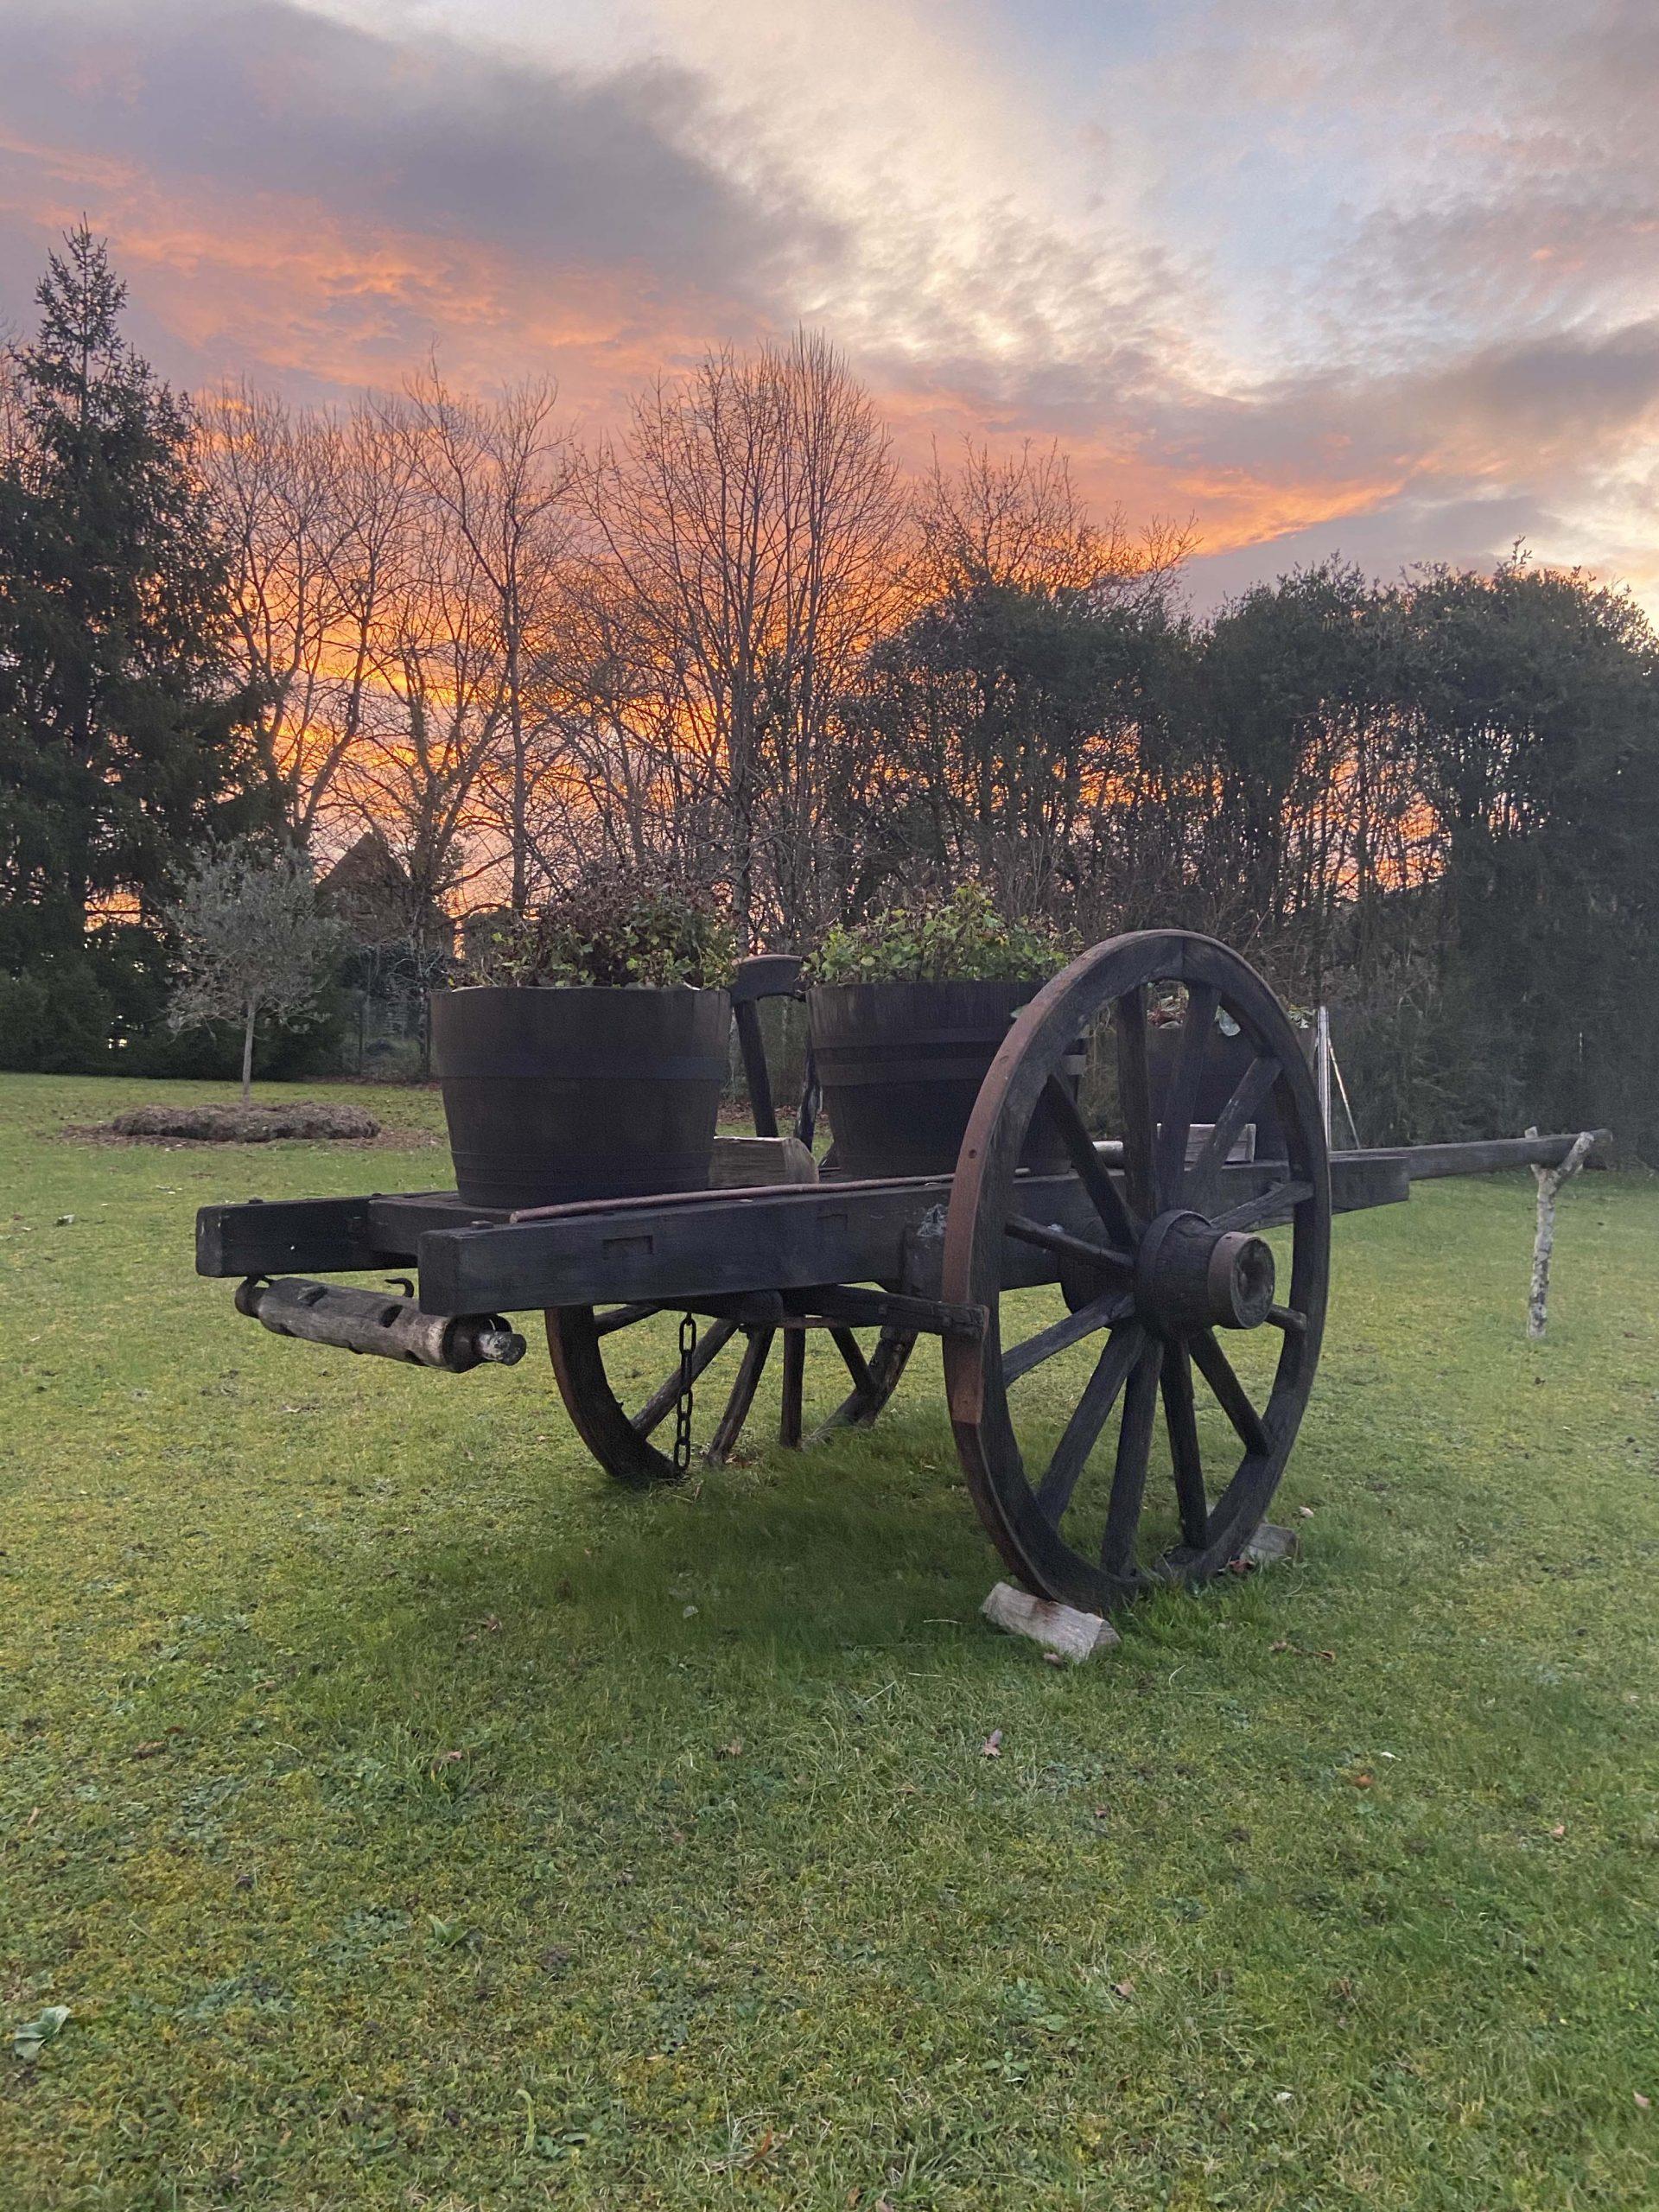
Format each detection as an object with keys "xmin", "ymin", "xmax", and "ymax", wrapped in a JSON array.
[{"xmin": 3, "ymin": 0, "xmax": 1656, "ymax": 605}]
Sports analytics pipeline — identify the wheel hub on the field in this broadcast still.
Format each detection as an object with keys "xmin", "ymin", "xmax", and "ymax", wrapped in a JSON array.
[{"xmin": 1134, "ymin": 1208, "xmax": 1275, "ymax": 1335}]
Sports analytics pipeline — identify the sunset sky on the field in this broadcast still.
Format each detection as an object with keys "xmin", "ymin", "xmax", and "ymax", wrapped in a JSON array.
[{"xmin": 3, "ymin": 0, "xmax": 1657, "ymax": 607}]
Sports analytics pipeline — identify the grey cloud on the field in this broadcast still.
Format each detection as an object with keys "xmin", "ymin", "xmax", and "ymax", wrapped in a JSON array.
[{"xmin": 0, "ymin": 0, "xmax": 842, "ymax": 311}]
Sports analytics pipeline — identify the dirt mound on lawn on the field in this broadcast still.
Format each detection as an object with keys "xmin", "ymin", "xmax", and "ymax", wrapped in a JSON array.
[{"xmin": 94, "ymin": 1100, "xmax": 383, "ymax": 1144}]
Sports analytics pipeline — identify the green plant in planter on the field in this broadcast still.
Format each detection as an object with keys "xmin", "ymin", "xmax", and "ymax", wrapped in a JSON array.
[
  {"xmin": 461, "ymin": 862, "xmax": 737, "ymax": 990},
  {"xmin": 809, "ymin": 884, "xmax": 1073, "ymax": 986}
]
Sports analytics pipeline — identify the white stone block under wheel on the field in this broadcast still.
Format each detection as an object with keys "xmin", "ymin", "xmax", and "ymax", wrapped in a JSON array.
[{"xmin": 981, "ymin": 1581, "xmax": 1121, "ymax": 1662}]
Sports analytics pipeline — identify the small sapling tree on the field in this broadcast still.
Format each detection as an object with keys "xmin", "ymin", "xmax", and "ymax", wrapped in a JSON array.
[{"xmin": 167, "ymin": 842, "xmax": 345, "ymax": 1103}]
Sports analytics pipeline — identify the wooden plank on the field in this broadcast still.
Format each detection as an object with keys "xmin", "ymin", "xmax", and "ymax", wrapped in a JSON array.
[
  {"xmin": 204, "ymin": 1147, "xmax": 1405, "ymax": 1314},
  {"xmin": 195, "ymin": 1192, "xmax": 442, "ymax": 1278},
  {"xmin": 1364, "ymin": 1133, "xmax": 1607, "ymax": 1181},
  {"xmin": 707, "ymin": 1135, "xmax": 817, "ymax": 1187},
  {"xmin": 414, "ymin": 1175, "xmax": 955, "ymax": 1315},
  {"xmin": 1330, "ymin": 1154, "xmax": 1409, "ymax": 1216}
]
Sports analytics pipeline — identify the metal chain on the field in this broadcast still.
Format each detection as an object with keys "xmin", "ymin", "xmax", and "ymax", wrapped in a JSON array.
[{"xmin": 672, "ymin": 1313, "xmax": 698, "ymax": 1475}]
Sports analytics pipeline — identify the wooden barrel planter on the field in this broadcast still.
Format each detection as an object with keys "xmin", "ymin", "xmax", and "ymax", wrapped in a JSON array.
[
  {"xmin": 808, "ymin": 978, "xmax": 1076, "ymax": 1179},
  {"xmin": 431, "ymin": 985, "xmax": 730, "ymax": 1211}
]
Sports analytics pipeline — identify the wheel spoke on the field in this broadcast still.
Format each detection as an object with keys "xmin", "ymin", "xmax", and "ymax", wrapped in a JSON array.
[
  {"xmin": 779, "ymin": 1325, "xmax": 805, "ymax": 1446},
  {"xmin": 1190, "ymin": 1328, "xmax": 1270, "ymax": 1455},
  {"xmin": 1210, "ymin": 1179, "xmax": 1313, "ymax": 1236},
  {"xmin": 1035, "ymin": 1323, "xmax": 1145, "ymax": 1522},
  {"xmin": 631, "ymin": 1318, "xmax": 739, "ymax": 1435},
  {"xmin": 1159, "ymin": 1338, "xmax": 1209, "ymax": 1549},
  {"xmin": 1115, "ymin": 983, "xmax": 1158, "ymax": 1220},
  {"xmin": 1005, "ymin": 1213, "xmax": 1134, "ymax": 1275},
  {"xmin": 1003, "ymin": 1287, "xmax": 1132, "ymax": 1387},
  {"xmin": 1154, "ymin": 982, "xmax": 1219, "ymax": 1205},
  {"xmin": 1267, "ymin": 1304, "xmax": 1306, "ymax": 1335},
  {"xmin": 1043, "ymin": 1075, "xmax": 1140, "ymax": 1249},
  {"xmin": 1185, "ymin": 1056, "xmax": 1280, "ymax": 1207},
  {"xmin": 1100, "ymin": 1340, "xmax": 1160, "ymax": 1575},
  {"xmin": 595, "ymin": 1302, "xmax": 662, "ymax": 1337},
  {"xmin": 706, "ymin": 1328, "xmax": 774, "ymax": 1464}
]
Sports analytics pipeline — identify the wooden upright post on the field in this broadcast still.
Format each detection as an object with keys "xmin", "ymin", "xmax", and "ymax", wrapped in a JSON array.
[{"xmin": 1526, "ymin": 1125, "xmax": 1597, "ymax": 1341}]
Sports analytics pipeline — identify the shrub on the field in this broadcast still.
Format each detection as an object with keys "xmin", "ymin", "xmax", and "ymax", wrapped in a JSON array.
[
  {"xmin": 0, "ymin": 957, "xmax": 115, "ymax": 1071},
  {"xmin": 809, "ymin": 884, "xmax": 1072, "ymax": 987},
  {"xmin": 460, "ymin": 863, "xmax": 737, "ymax": 990}
]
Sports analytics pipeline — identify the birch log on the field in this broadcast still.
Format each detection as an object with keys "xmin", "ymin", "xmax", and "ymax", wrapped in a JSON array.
[{"xmin": 1527, "ymin": 1126, "xmax": 1598, "ymax": 1341}]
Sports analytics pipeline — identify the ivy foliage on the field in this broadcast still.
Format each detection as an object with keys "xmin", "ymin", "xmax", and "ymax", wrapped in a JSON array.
[
  {"xmin": 809, "ymin": 882, "xmax": 1072, "ymax": 986},
  {"xmin": 460, "ymin": 860, "xmax": 737, "ymax": 990}
]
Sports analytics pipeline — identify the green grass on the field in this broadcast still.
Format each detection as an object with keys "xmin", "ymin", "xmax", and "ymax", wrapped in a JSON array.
[{"xmin": 2, "ymin": 1071, "xmax": 1656, "ymax": 2209}]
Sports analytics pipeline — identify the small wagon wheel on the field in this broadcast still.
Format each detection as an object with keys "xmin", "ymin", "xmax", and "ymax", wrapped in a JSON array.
[
  {"xmin": 545, "ymin": 1302, "xmax": 917, "ymax": 1488},
  {"xmin": 942, "ymin": 931, "xmax": 1330, "ymax": 1611},
  {"xmin": 547, "ymin": 953, "xmax": 915, "ymax": 1486}
]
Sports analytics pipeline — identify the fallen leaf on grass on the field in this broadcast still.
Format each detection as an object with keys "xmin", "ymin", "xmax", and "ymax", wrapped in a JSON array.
[
  {"xmin": 1351, "ymin": 1772, "xmax": 1375, "ymax": 1789},
  {"xmin": 1635, "ymin": 2092, "xmax": 1650, "ymax": 2111},
  {"xmin": 1548, "ymin": 1823, "xmax": 1567, "ymax": 1840},
  {"xmin": 981, "ymin": 1730, "xmax": 1003, "ymax": 1758},
  {"xmin": 10, "ymin": 2005, "xmax": 69, "ymax": 2063},
  {"xmin": 717, "ymin": 1738, "xmax": 743, "ymax": 1758},
  {"xmin": 1113, "ymin": 1979, "xmax": 1135, "ymax": 1999}
]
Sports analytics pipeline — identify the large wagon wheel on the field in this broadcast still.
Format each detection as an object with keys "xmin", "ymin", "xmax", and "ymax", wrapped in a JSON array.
[
  {"xmin": 942, "ymin": 931, "xmax": 1330, "ymax": 1611},
  {"xmin": 547, "ymin": 953, "xmax": 915, "ymax": 1486}
]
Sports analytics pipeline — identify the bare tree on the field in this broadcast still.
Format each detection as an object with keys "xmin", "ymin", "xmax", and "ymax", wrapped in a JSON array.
[
  {"xmin": 397, "ymin": 364, "xmax": 579, "ymax": 911},
  {"xmin": 337, "ymin": 476, "xmax": 504, "ymax": 942},
  {"xmin": 198, "ymin": 382, "xmax": 344, "ymax": 830},
  {"xmin": 590, "ymin": 333, "xmax": 899, "ymax": 949}
]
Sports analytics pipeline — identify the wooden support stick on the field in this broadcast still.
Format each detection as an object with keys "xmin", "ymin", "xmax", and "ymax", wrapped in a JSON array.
[{"xmin": 1527, "ymin": 1125, "xmax": 1598, "ymax": 1342}]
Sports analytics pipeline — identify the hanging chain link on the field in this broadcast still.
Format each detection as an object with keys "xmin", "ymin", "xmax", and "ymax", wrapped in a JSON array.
[{"xmin": 672, "ymin": 1312, "xmax": 698, "ymax": 1475}]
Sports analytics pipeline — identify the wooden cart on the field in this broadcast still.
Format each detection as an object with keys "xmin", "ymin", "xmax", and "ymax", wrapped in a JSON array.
[{"xmin": 197, "ymin": 931, "xmax": 1590, "ymax": 1613}]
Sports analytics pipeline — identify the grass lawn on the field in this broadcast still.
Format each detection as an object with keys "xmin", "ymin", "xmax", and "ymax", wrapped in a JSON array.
[{"xmin": 1, "ymin": 1072, "xmax": 1656, "ymax": 2209}]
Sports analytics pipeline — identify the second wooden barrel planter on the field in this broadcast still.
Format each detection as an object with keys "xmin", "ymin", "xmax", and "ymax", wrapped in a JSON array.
[
  {"xmin": 804, "ymin": 890, "xmax": 1077, "ymax": 1180},
  {"xmin": 808, "ymin": 977, "xmax": 1082, "ymax": 1180}
]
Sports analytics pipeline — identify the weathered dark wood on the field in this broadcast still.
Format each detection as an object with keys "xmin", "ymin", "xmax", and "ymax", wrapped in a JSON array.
[
  {"xmin": 1034, "ymin": 1324, "xmax": 1145, "ymax": 1521},
  {"xmin": 1116, "ymin": 982, "xmax": 1158, "ymax": 1222},
  {"xmin": 1160, "ymin": 1338, "xmax": 1208, "ymax": 1549},
  {"xmin": 1100, "ymin": 1340, "xmax": 1161, "ymax": 1578},
  {"xmin": 1371, "ymin": 1133, "xmax": 1607, "ymax": 1180},
  {"xmin": 779, "ymin": 1325, "xmax": 805, "ymax": 1446},
  {"xmin": 195, "ymin": 1192, "xmax": 410, "ymax": 1278},
  {"xmin": 783, "ymin": 1283, "xmax": 985, "ymax": 1338},
  {"xmin": 734, "ymin": 1000, "xmax": 778, "ymax": 1140},
  {"xmin": 1153, "ymin": 981, "xmax": 1219, "ymax": 1205},
  {"xmin": 1002, "ymin": 1289, "xmax": 1132, "ymax": 1387},
  {"xmin": 707, "ymin": 1329, "xmax": 774, "ymax": 1465},
  {"xmin": 707, "ymin": 1135, "xmax": 817, "ymax": 1187},
  {"xmin": 196, "ymin": 1147, "xmax": 1397, "ymax": 1313},
  {"xmin": 729, "ymin": 954, "xmax": 804, "ymax": 1007}
]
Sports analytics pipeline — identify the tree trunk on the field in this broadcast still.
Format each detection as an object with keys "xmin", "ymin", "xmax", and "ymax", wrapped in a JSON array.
[{"xmin": 240, "ymin": 998, "xmax": 258, "ymax": 1106}]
